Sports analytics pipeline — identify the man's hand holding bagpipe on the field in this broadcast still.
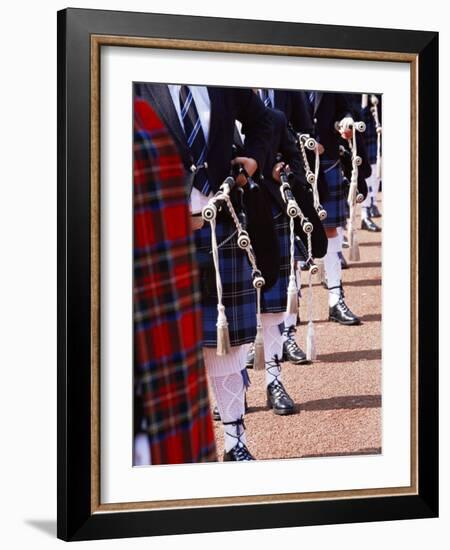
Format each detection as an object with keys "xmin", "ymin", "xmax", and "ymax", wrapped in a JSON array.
[
  {"xmin": 271, "ymin": 160, "xmax": 288, "ymax": 183},
  {"xmin": 231, "ymin": 156, "xmax": 258, "ymax": 187}
]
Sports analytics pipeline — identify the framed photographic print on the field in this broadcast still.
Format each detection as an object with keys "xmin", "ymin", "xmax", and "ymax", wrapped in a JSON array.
[{"xmin": 57, "ymin": 7, "xmax": 439, "ymax": 542}]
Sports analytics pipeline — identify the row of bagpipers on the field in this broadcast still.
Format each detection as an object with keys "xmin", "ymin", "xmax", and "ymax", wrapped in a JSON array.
[{"xmin": 133, "ymin": 85, "xmax": 382, "ymax": 464}]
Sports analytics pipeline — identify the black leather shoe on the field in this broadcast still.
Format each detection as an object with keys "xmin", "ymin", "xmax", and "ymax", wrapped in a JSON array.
[
  {"xmin": 329, "ymin": 298, "xmax": 361, "ymax": 325},
  {"xmin": 245, "ymin": 344, "xmax": 255, "ymax": 369},
  {"xmin": 223, "ymin": 443, "xmax": 255, "ymax": 461},
  {"xmin": 282, "ymin": 326, "xmax": 308, "ymax": 364},
  {"xmin": 212, "ymin": 406, "xmax": 221, "ymax": 421},
  {"xmin": 266, "ymin": 380, "xmax": 295, "ymax": 415},
  {"xmin": 338, "ymin": 251, "xmax": 349, "ymax": 269},
  {"xmin": 361, "ymin": 217, "xmax": 381, "ymax": 232},
  {"xmin": 370, "ymin": 204, "xmax": 382, "ymax": 218}
]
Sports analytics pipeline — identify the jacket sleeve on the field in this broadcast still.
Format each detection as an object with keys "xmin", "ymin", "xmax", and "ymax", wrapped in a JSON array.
[
  {"xmin": 279, "ymin": 116, "xmax": 305, "ymax": 182},
  {"xmin": 234, "ymin": 89, "xmax": 273, "ymax": 173},
  {"xmin": 335, "ymin": 92, "xmax": 354, "ymax": 121},
  {"xmin": 289, "ymin": 91, "xmax": 314, "ymax": 135}
]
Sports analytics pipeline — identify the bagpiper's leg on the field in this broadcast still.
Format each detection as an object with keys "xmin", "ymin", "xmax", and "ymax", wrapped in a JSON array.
[
  {"xmin": 279, "ymin": 267, "xmax": 308, "ymax": 364},
  {"xmin": 324, "ymin": 230, "xmax": 361, "ymax": 326},
  {"xmin": 336, "ymin": 227, "xmax": 349, "ymax": 269},
  {"xmin": 204, "ymin": 346, "xmax": 254, "ymax": 461},
  {"xmin": 361, "ymin": 165, "xmax": 381, "ymax": 231},
  {"xmin": 369, "ymin": 162, "xmax": 382, "ymax": 218},
  {"xmin": 262, "ymin": 313, "xmax": 295, "ymax": 415}
]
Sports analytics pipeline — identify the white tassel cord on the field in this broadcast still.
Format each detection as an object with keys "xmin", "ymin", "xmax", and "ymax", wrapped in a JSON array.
[
  {"xmin": 298, "ymin": 134, "xmax": 325, "ymax": 219},
  {"xmin": 286, "ymin": 216, "xmax": 299, "ymax": 315},
  {"xmin": 209, "ymin": 216, "xmax": 231, "ymax": 356},
  {"xmin": 305, "ymin": 227, "xmax": 316, "ymax": 361},
  {"xmin": 220, "ymin": 193, "xmax": 266, "ymax": 369},
  {"xmin": 204, "ymin": 188, "xmax": 266, "ymax": 359},
  {"xmin": 346, "ymin": 122, "xmax": 362, "ymax": 262},
  {"xmin": 253, "ymin": 286, "xmax": 265, "ymax": 370},
  {"xmin": 370, "ymin": 95, "xmax": 382, "ymax": 179},
  {"xmin": 279, "ymin": 172, "xmax": 317, "ymax": 361}
]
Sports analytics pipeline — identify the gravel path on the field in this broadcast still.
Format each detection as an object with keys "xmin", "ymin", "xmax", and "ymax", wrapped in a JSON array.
[{"xmin": 212, "ymin": 198, "xmax": 382, "ymax": 461}]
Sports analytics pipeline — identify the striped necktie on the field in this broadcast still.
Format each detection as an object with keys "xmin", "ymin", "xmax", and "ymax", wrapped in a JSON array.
[
  {"xmin": 307, "ymin": 91, "xmax": 316, "ymax": 115},
  {"xmin": 260, "ymin": 89, "xmax": 273, "ymax": 109},
  {"xmin": 179, "ymin": 85, "xmax": 210, "ymax": 195}
]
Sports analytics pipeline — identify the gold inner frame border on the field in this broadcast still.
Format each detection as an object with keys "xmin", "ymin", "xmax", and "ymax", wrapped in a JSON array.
[{"xmin": 89, "ymin": 34, "xmax": 419, "ymax": 514}]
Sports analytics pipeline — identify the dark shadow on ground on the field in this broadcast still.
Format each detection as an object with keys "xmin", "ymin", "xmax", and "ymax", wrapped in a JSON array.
[
  {"xmin": 360, "ymin": 313, "xmax": 382, "ymax": 322},
  {"xmin": 301, "ymin": 447, "xmax": 381, "ymax": 458},
  {"xmin": 317, "ymin": 348, "xmax": 381, "ymax": 363},
  {"xmin": 300, "ymin": 394, "xmax": 381, "ymax": 411},
  {"xmin": 345, "ymin": 278, "xmax": 381, "ymax": 287},
  {"xmin": 313, "ymin": 312, "xmax": 381, "ymax": 324},
  {"xmin": 346, "ymin": 261, "xmax": 382, "ymax": 269},
  {"xmin": 358, "ymin": 241, "xmax": 382, "ymax": 247}
]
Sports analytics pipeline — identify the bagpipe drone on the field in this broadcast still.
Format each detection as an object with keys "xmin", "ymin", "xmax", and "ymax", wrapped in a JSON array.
[{"xmin": 335, "ymin": 117, "xmax": 367, "ymax": 261}]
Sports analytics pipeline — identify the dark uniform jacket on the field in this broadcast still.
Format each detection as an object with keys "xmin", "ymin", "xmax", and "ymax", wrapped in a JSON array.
[
  {"xmin": 134, "ymin": 83, "xmax": 273, "ymax": 193},
  {"xmin": 308, "ymin": 92, "xmax": 353, "ymax": 162},
  {"xmin": 134, "ymin": 83, "xmax": 280, "ymax": 288},
  {"xmin": 273, "ymin": 90, "xmax": 314, "ymax": 135},
  {"xmin": 259, "ymin": 108, "xmax": 328, "ymax": 259}
]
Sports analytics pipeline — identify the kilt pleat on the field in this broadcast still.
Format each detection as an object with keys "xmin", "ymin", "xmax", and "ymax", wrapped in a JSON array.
[
  {"xmin": 361, "ymin": 106, "xmax": 380, "ymax": 166},
  {"xmin": 320, "ymin": 159, "xmax": 347, "ymax": 228},
  {"xmin": 261, "ymin": 211, "xmax": 300, "ymax": 313},
  {"xmin": 194, "ymin": 217, "xmax": 257, "ymax": 347}
]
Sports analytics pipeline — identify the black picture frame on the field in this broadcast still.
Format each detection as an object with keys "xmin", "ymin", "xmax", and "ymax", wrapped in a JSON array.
[{"xmin": 57, "ymin": 7, "xmax": 438, "ymax": 542}]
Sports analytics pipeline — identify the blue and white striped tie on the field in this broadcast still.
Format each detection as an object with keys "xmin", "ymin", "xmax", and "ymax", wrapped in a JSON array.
[
  {"xmin": 260, "ymin": 89, "xmax": 273, "ymax": 109},
  {"xmin": 179, "ymin": 85, "xmax": 210, "ymax": 195}
]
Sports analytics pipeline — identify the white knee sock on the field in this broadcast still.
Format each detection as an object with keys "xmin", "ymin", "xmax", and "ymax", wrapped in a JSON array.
[
  {"xmin": 362, "ymin": 163, "xmax": 379, "ymax": 214},
  {"xmin": 281, "ymin": 312, "xmax": 297, "ymax": 342},
  {"xmin": 361, "ymin": 204, "xmax": 371, "ymax": 220},
  {"xmin": 133, "ymin": 434, "xmax": 152, "ymax": 466},
  {"xmin": 323, "ymin": 235, "xmax": 342, "ymax": 307},
  {"xmin": 262, "ymin": 312, "xmax": 285, "ymax": 387},
  {"xmin": 204, "ymin": 346, "xmax": 248, "ymax": 452},
  {"xmin": 370, "ymin": 163, "xmax": 380, "ymax": 204}
]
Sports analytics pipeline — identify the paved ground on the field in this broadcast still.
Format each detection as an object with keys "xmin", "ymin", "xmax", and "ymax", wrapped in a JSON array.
[{"xmin": 213, "ymin": 197, "xmax": 382, "ymax": 461}]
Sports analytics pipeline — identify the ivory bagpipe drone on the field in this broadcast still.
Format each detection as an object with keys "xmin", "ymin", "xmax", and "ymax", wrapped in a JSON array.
[
  {"xmin": 276, "ymin": 154, "xmax": 318, "ymax": 361},
  {"xmin": 202, "ymin": 169, "xmax": 266, "ymax": 367},
  {"xmin": 335, "ymin": 117, "xmax": 367, "ymax": 261}
]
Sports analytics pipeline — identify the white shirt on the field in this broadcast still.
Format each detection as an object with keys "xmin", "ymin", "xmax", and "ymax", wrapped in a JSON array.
[{"xmin": 167, "ymin": 85, "xmax": 213, "ymax": 213}]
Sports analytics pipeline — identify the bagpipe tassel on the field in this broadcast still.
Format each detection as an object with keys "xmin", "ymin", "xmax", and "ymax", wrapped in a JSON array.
[
  {"xmin": 286, "ymin": 216, "xmax": 299, "ymax": 315},
  {"xmin": 315, "ymin": 258, "xmax": 326, "ymax": 285},
  {"xmin": 286, "ymin": 274, "xmax": 299, "ymax": 315},
  {"xmin": 376, "ymin": 132, "xmax": 382, "ymax": 179},
  {"xmin": 207, "ymin": 215, "xmax": 230, "ymax": 356},
  {"xmin": 253, "ymin": 323, "xmax": 265, "ymax": 371},
  {"xmin": 349, "ymin": 229, "xmax": 360, "ymax": 262},
  {"xmin": 216, "ymin": 304, "xmax": 231, "ymax": 356},
  {"xmin": 253, "ymin": 285, "xmax": 265, "ymax": 370},
  {"xmin": 305, "ymin": 245, "xmax": 316, "ymax": 362},
  {"xmin": 306, "ymin": 320, "xmax": 316, "ymax": 361},
  {"xmin": 376, "ymin": 156, "xmax": 382, "ymax": 179}
]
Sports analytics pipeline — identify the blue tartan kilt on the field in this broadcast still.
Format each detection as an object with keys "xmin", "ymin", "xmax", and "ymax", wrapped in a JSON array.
[
  {"xmin": 194, "ymin": 217, "xmax": 256, "ymax": 348},
  {"xmin": 362, "ymin": 107, "xmax": 380, "ymax": 166},
  {"xmin": 364, "ymin": 133, "xmax": 378, "ymax": 166},
  {"xmin": 320, "ymin": 159, "xmax": 347, "ymax": 228},
  {"xmin": 261, "ymin": 210, "xmax": 300, "ymax": 313}
]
